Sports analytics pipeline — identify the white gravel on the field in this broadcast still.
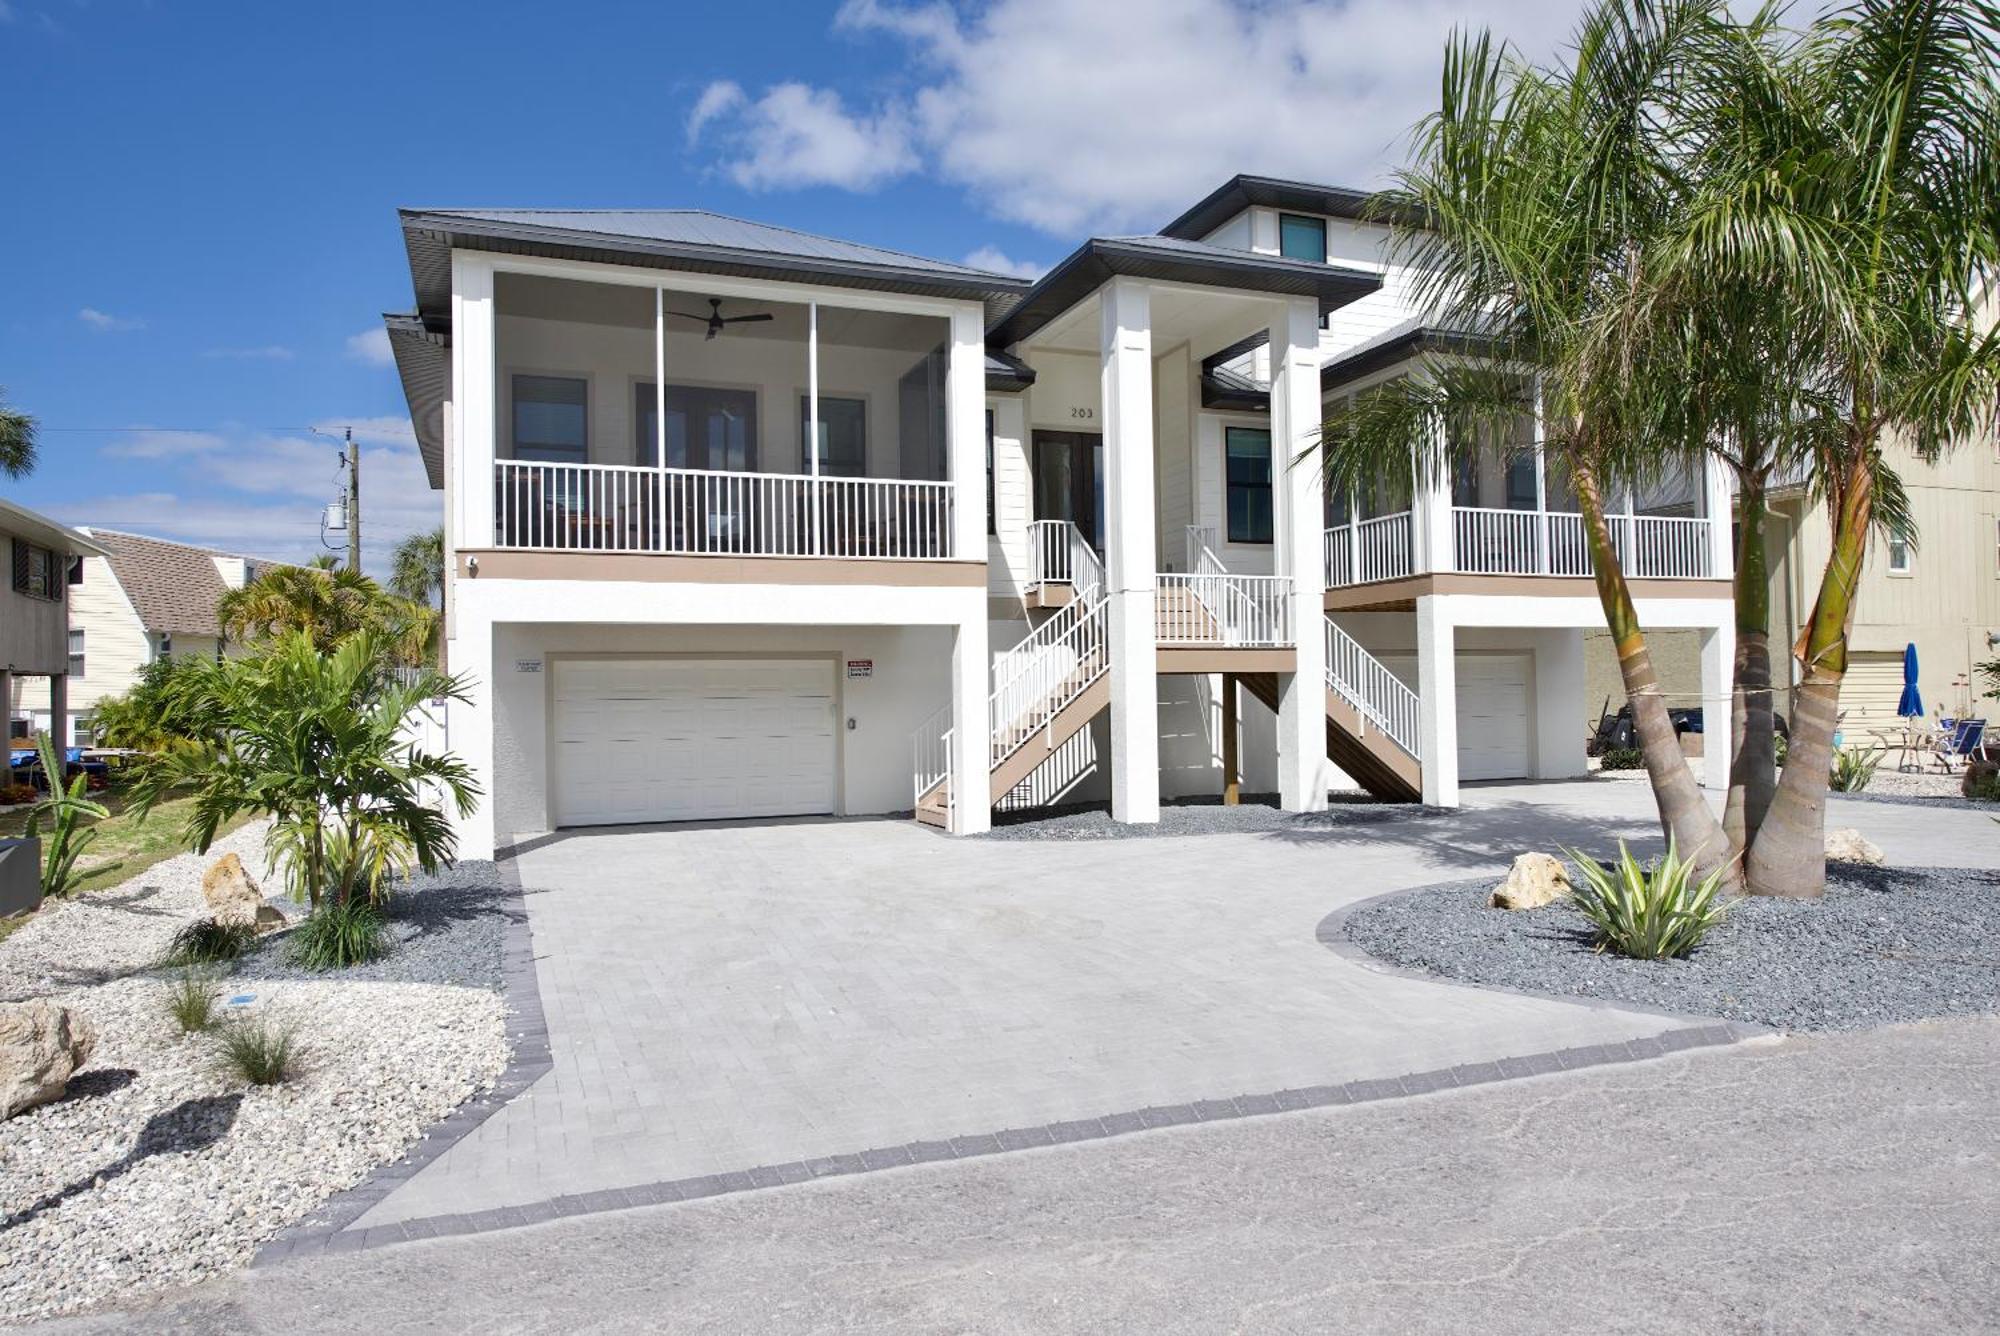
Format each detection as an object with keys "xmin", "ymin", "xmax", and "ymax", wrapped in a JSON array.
[{"xmin": 0, "ymin": 822, "xmax": 511, "ymax": 1324}]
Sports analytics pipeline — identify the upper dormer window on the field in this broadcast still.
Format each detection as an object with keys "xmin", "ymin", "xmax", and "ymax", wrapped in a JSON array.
[{"xmin": 1278, "ymin": 213, "xmax": 1327, "ymax": 263}]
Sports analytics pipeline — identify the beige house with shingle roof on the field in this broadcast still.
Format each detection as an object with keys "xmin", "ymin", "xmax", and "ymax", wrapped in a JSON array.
[{"xmin": 8, "ymin": 529, "xmax": 279, "ymax": 744}]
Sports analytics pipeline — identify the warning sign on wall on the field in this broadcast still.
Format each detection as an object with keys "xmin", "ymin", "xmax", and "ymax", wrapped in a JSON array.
[{"xmin": 846, "ymin": 660, "xmax": 873, "ymax": 679}]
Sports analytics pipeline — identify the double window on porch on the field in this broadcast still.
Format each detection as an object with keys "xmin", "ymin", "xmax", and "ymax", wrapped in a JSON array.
[{"xmin": 490, "ymin": 274, "xmax": 957, "ymax": 560}]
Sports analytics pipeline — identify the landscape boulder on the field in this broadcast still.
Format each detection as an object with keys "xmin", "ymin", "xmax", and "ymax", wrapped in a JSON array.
[
  {"xmin": 201, "ymin": 853, "xmax": 283, "ymax": 932},
  {"xmin": 0, "ymin": 999, "xmax": 97, "ymax": 1120},
  {"xmin": 1489, "ymin": 853, "xmax": 1571, "ymax": 910},
  {"xmin": 1825, "ymin": 828, "xmax": 1886, "ymax": 866}
]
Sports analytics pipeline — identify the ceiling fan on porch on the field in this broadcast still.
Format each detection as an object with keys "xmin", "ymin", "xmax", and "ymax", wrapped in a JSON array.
[{"xmin": 664, "ymin": 297, "xmax": 776, "ymax": 341}]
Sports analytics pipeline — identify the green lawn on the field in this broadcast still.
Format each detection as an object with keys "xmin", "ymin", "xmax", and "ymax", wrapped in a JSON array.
[{"xmin": 1, "ymin": 781, "xmax": 254, "ymax": 901}]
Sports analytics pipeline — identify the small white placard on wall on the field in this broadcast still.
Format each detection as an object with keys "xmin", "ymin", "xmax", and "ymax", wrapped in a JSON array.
[
  {"xmin": 846, "ymin": 659, "xmax": 873, "ymax": 679},
  {"xmin": 515, "ymin": 659, "xmax": 543, "ymax": 674}
]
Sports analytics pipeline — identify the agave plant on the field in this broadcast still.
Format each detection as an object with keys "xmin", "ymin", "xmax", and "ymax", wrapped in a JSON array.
[
  {"xmin": 24, "ymin": 732, "xmax": 108, "ymax": 898},
  {"xmin": 1563, "ymin": 840, "xmax": 1731, "ymax": 961},
  {"xmin": 1828, "ymin": 746, "xmax": 1881, "ymax": 794}
]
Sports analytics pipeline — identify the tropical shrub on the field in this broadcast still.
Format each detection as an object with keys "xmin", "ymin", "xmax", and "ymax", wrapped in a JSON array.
[
  {"xmin": 90, "ymin": 653, "xmax": 225, "ymax": 752},
  {"xmin": 131, "ymin": 630, "xmax": 479, "ymax": 910},
  {"xmin": 216, "ymin": 1016, "xmax": 297, "ymax": 1086},
  {"xmin": 0, "ymin": 783, "xmax": 37, "ymax": 806},
  {"xmin": 1599, "ymin": 747, "xmax": 1644, "ymax": 772},
  {"xmin": 163, "ymin": 917, "xmax": 257, "ymax": 966},
  {"xmin": 25, "ymin": 733, "xmax": 108, "ymax": 897},
  {"xmin": 164, "ymin": 969, "xmax": 221, "ymax": 1034},
  {"xmin": 1828, "ymin": 747, "xmax": 1880, "ymax": 794},
  {"xmin": 1964, "ymin": 760, "xmax": 2000, "ymax": 803},
  {"xmin": 1564, "ymin": 841, "xmax": 1731, "ymax": 961},
  {"xmin": 219, "ymin": 564, "xmax": 437, "ymax": 667},
  {"xmin": 286, "ymin": 898, "xmax": 388, "ymax": 971}
]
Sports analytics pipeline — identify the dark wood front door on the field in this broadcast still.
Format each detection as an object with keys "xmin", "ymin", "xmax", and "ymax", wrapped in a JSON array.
[{"xmin": 1032, "ymin": 430, "xmax": 1104, "ymax": 551}]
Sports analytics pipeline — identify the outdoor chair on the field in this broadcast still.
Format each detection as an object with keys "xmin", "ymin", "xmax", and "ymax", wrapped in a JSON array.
[{"xmin": 1932, "ymin": 717, "xmax": 1987, "ymax": 771}]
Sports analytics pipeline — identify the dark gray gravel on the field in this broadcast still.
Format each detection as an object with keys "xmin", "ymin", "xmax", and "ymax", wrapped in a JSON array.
[
  {"xmin": 982, "ymin": 793, "xmax": 1448, "ymax": 841},
  {"xmin": 1830, "ymin": 789, "xmax": 1999, "ymax": 813},
  {"xmin": 1341, "ymin": 863, "xmax": 2000, "ymax": 1032},
  {"xmin": 225, "ymin": 861, "xmax": 512, "ymax": 990}
]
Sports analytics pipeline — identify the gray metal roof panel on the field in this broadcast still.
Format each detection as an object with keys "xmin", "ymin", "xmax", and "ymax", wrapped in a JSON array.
[{"xmin": 1158, "ymin": 175, "xmax": 1422, "ymax": 241}]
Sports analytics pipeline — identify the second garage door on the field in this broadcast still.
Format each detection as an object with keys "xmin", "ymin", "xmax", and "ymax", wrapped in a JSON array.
[
  {"xmin": 1456, "ymin": 653, "xmax": 1533, "ymax": 781},
  {"xmin": 552, "ymin": 658, "xmax": 837, "ymax": 828}
]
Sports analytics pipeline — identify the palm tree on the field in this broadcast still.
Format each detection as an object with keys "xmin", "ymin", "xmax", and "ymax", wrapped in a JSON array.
[
  {"xmin": 132, "ymin": 630, "xmax": 479, "ymax": 908},
  {"xmin": 219, "ymin": 562, "xmax": 439, "ymax": 667},
  {"xmin": 389, "ymin": 526, "xmax": 445, "ymax": 608},
  {"xmin": 0, "ymin": 388, "xmax": 37, "ymax": 478},
  {"xmin": 1319, "ymin": 0, "xmax": 1743, "ymax": 888}
]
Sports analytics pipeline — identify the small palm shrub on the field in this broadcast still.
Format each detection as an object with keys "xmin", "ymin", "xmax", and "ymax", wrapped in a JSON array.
[
  {"xmin": 286, "ymin": 898, "xmax": 388, "ymax": 971},
  {"xmin": 163, "ymin": 970, "xmax": 220, "ymax": 1034},
  {"xmin": 1598, "ymin": 746, "xmax": 1644, "ymax": 772},
  {"xmin": 25, "ymin": 732, "xmax": 109, "ymax": 897},
  {"xmin": 216, "ymin": 1016, "xmax": 297, "ymax": 1085},
  {"xmin": 163, "ymin": 917, "xmax": 257, "ymax": 966},
  {"xmin": 1563, "ymin": 841, "xmax": 1731, "ymax": 961},
  {"xmin": 1828, "ymin": 746, "xmax": 1880, "ymax": 793}
]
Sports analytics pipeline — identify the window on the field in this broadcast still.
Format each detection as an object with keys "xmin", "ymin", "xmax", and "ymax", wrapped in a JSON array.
[
  {"xmin": 986, "ymin": 410, "xmax": 996, "ymax": 535},
  {"xmin": 67, "ymin": 629, "xmax": 84, "ymax": 679},
  {"xmin": 511, "ymin": 375, "xmax": 588, "ymax": 463},
  {"xmin": 636, "ymin": 384, "xmax": 757, "ymax": 471},
  {"xmin": 1888, "ymin": 531, "xmax": 1912, "ymax": 574},
  {"xmin": 1505, "ymin": 453, "xmax": 1540, "ymax": 510},
  {"xmin": 1278, "ymin": 213, "xmax": 1327, "ymax": 263},
  {"xmin": 10, "ymin": 539, "xmax": 60, "ymax": 601},
  {"xmin": 157, "ymin": 631, "xmax": 174, "ymax": 658},
  {"xmin": 799, "ymin": 396, "xmax": 867, "ymax": 477},
  {"xmin": 1225, "ymin": 427, "xmax": 1274, "ymax": 544}
]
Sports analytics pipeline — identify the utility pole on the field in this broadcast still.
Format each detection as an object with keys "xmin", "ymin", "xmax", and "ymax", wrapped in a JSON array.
[{"xmin": 345, "ymin": 427, "xmax": 360, "ymax": 571}]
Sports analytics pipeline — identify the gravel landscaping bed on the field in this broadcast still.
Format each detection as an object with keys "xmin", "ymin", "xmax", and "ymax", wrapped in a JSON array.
[
  {"xmin": 0, "ymin": 824, "xmax": 515, "ymax": 1323},
  {"xmin": 1830, "ymin": 788, "xmax": 1999, "ymax": 813},
  {"xmin": 984, "ymin": 793, "xmax": 1447, "ymax": 840},
  {"xmin": 1341, "ymin": 863, "xmax": 2000, "ymax": 1032}
]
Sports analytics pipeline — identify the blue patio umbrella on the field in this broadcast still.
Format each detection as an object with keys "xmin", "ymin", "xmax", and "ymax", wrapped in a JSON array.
[{"xmin": 1897, "ymin": 642, "xmax": 1924, "ymax": 718}]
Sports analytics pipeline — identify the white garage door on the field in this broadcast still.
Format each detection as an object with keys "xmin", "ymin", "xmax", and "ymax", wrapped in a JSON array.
[
  {"xmin": 1456, "ymin": 654, "xmax": 1532, "ymax": 782},
  {"xmin": 552, "ymin": 658, "xmax": 836, "ymax": 828}
]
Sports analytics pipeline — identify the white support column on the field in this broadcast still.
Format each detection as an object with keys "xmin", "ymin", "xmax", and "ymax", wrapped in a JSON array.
[
  {"xmin": 655, "ymin": 287, "xmax": 667, "ymax": 546},
  {"xmin": 1272, "ymin": 297, "xmax": 1329, "ymax": 812},
  {"xmin": 809, "ymin": 299, "xmax": 822, "ymax": 556},
  {"xmin": 949, "ymin": 616, "xmax": 990, "ymax": 835},
  {"xmin": 452, "ymin": 254, "xmax": 498, "ymax": 552},
  {"xmin": 447, "ymin": 614, "xmax": 497, "ymax": 862},
  {"xmin": 1416, "ymin": 594, "xmax": 1460, "ymax": 807},
  {"xmin": 1702, "ymin": 451, "xmax": 1734, "ymax": 582},
  {"xmin": 49, "ymin": 673, "xmax": 67, "ymax": 754},
  {"xmin": 1101, "ymin": 278, "xmax": 1160, "ymax": 824},
  {"xmin": 1699, "ymin": 620, "xmax": 1735, "ymax": 791},
  {"xmin": 1415, "ymin": 401, "xmax": 1454, "ymax": 574},
  {"xmin": 946, "ymin": 304, "xmax": 987, "ymax": 565},
  {"xmin": 1532, "ymin": 376, "xmax": 1551, "ymax": 574}
]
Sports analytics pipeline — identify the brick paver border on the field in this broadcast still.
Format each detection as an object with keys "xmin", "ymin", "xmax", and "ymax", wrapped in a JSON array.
[{"xmin": 253, "ymin": 855, "xmax": 1756, "ymax": 1262}]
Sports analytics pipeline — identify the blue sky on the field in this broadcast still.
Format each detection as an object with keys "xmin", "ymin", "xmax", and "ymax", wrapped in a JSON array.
[{"xmin": 0, "ymin": 0, "xmax": 1575, "ymax": 574}]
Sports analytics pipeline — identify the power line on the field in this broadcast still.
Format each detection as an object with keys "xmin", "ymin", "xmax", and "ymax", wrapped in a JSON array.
[{"xmin": 33, "ymin": 425, "xmax": 334, "ymax": 434}]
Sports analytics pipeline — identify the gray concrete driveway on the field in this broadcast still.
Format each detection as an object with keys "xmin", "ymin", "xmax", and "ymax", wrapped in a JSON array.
[{"xmin": 342, "ymin": 779, "xmax": 1995, "ymax": 1235}]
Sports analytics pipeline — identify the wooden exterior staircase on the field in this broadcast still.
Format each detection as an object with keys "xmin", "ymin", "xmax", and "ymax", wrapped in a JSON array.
[{"xmin": 1238, "ymin": 616, "xmax": 1424, "ymax": 802}]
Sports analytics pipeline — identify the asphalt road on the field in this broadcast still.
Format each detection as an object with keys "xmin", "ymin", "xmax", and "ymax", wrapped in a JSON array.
[{"xmin": 34, "ymin": 1016, "xmax": 2000, "ymax": 1335}]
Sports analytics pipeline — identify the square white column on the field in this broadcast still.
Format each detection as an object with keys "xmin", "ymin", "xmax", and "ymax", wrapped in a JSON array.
[
  {"xmin": 1703, "ymin": 451, "xmax": 1735, "ymax": 581},
  {"xmin": 946, "ymin": 304, "xmax": 988, "ymax": 563},
  {"xmin": 950, "ymin": 615, "xmax": 991, "ymax": 835},
  {"xmin": 1699, "ymin": 621, "xmax": 1735, "ymax": 790},
  {"xmin": 451, "ymin": 254, "xmax": 497, "ymax": 553},
  {"xmin": 1414, "ymin": 403, "xmax": 1453, "ymax": 574},
  {"xmin": 445, "ymin": 620, "xmax": 498, "ymax": 863},
  {"xmin": 1272, "ymin": 298, "xmax": 1329, "ymax": 812},
  {"xmin": 1101, "ymin": 278, "xmax": 1160, "ymax": 824},
  {"xmin": 1416, "ymin": 594, "xmax": 1459, "ymax": 807}
]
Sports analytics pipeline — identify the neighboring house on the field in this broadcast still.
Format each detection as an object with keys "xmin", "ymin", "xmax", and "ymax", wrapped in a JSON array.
[
  {"xmin": 8, "ymin": 529, "xmax": 274, "ymax": 745},
  {"xmin": 385, "ymin": 177, "xmax": 1736, "ymax": 857},
  {"xmin": 0, "ymin": 498, "xmax": 108, "ymax": 750}
]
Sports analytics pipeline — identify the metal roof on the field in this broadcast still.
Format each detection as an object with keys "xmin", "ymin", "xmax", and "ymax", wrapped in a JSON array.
[
  {"xmin": 1159, "ymin": 175, "xmax": 1429, "ymax": 242},
  {"xmin": 986, "ymin": 235, "xmax": 1380, "ymax": 349},
  {"xmin": 0, "ymin": 498, "xmax": 107, "ymax": 558},
  {"xmin": 399, "ymin": 208, "xmax": 1032, "ymax": 331},
  {"xmin": 1319, "ymin": 319, "xmax": 1499, "ymax": 391}
]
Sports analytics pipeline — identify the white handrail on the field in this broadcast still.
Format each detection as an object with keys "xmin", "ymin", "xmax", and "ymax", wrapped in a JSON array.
[
  {"xmin": 494, "ymin": 460, "xmax": 956, "ymax": 560},
  {"xmin": 1027, "ymin": 518, "xmax": 1105, "ymax": 596},
  {"xmin": 1324, "ymin": 618, "xmax": 1421, "ymax": 759},
  {"xmin": 913, "ymin": 705, "xmax": 954, "ymax": 819},
  {"xmin": 1324, "ymin": 511, "xmax": 1415, "ymax": 587},
  {"xmin": 989, "ymin": 590, "xmax": 1110, "ymax": 766},
  {"xmin": 1160, "ymin": 537, "xmax": 1293, "ymax": 646},
  {"xmin": 1451, "ymin": 506, "xmax": 1712, "ymax": 579}
]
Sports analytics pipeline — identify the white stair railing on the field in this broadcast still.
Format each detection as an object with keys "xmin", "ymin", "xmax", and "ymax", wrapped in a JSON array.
[
  {"xmin": 1324, "ymin": 617, "xmax": 1422, "ymax": 759},
  {"xmin": 1027, "ymin": 519, "xmax": 1105, "ymax": 596},
  {"xmin": 1159, "ymin": 537, "xmax": 1293, "ymax": 646},
  {"xmin": 989, "ymin": 590, "xmax": 1110, "ymax": 767},
  {"xmin": 912, "ymin": 705, "xmax": 954, "ymax": 819}
]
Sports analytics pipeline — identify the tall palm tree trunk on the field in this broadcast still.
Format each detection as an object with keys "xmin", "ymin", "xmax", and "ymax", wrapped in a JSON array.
[
  {"xmin": 1575, "ymin": 462, "xmax": 1741, "ymax": 891},
  {"xmin": 1725, "ymin": 482, "xmax": 1778, "ymax": 852},
  {"xmin": 1745, "ymin": 447, "xmax": 1873, "ymax": 898}
]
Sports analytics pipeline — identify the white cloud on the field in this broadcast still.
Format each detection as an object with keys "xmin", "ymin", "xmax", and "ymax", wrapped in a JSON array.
[
  {"xmin": 686, "ymin": 80, "xmax": 747, "ymax": 145},
  {"xmin": 691, "ymin": 81, "xmax": 919, "ymax": 192},
  {"xmin": 692, "ymin": 0, "xmax": 1579, "ymax": 235},
  {"xmin": 102, "ymin": 429, "xmax": 228, "ymax": 460},
  {"xmin": 961, "ymin": 246, "xmax": 1045, "ymax": 281},
  {"xmin": 345, "ymin": 327, "xmax": 395, "ymax": 366},
  {"xmin": 203, "ymin": 345, "xmax": 295, "ymax": 361},
  {"xmin": 78, "ymin": 307, "xmax": 144, "ymax": 332}
]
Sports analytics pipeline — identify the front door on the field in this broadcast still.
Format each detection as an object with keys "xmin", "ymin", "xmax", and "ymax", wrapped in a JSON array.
[{"xmin": 1032, "ymin": 430, "xmax": 1104, "ymax": 550}]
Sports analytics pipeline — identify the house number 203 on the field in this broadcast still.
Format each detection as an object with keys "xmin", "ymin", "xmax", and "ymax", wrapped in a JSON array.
[{"xmin": 1069, "ymin": 406, "xmax": 1094, "ymax": 420}]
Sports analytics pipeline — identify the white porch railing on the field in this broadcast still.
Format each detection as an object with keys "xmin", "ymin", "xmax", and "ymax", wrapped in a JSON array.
[
  {"xmin": 1026, "ymin": 518, "xmax": 1105, "ymax": 595},
  {"xmin": 1453, "ymin": 506, "xmax": 1712, "ymax": 579},
  {"xmin": 1324, "ymin": 618, "xmax": 1422, "ymax": 759},
  {"xmin": 1324, "ymin": 511, "xmax": 1416, "ymax": 587},
  {"xmin": 912, "ymin": 705, "xmax": 954, "ymax": 817},
  {"xmin": 493, "ymin": 460, "xmax": 956, "ymax": 560},
  {"xmin": 989, "ymin": 590, "xmax": 1110, "ymax": 767},
  {"xmin": 1156, "ymin": 570, "xmax": 1293, "ymax": 646}
]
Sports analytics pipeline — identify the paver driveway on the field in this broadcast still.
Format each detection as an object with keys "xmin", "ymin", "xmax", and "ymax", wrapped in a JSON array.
[{"xmin": 348, "ymin": 779, "xmax": 1766, "ymax": 1232}]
